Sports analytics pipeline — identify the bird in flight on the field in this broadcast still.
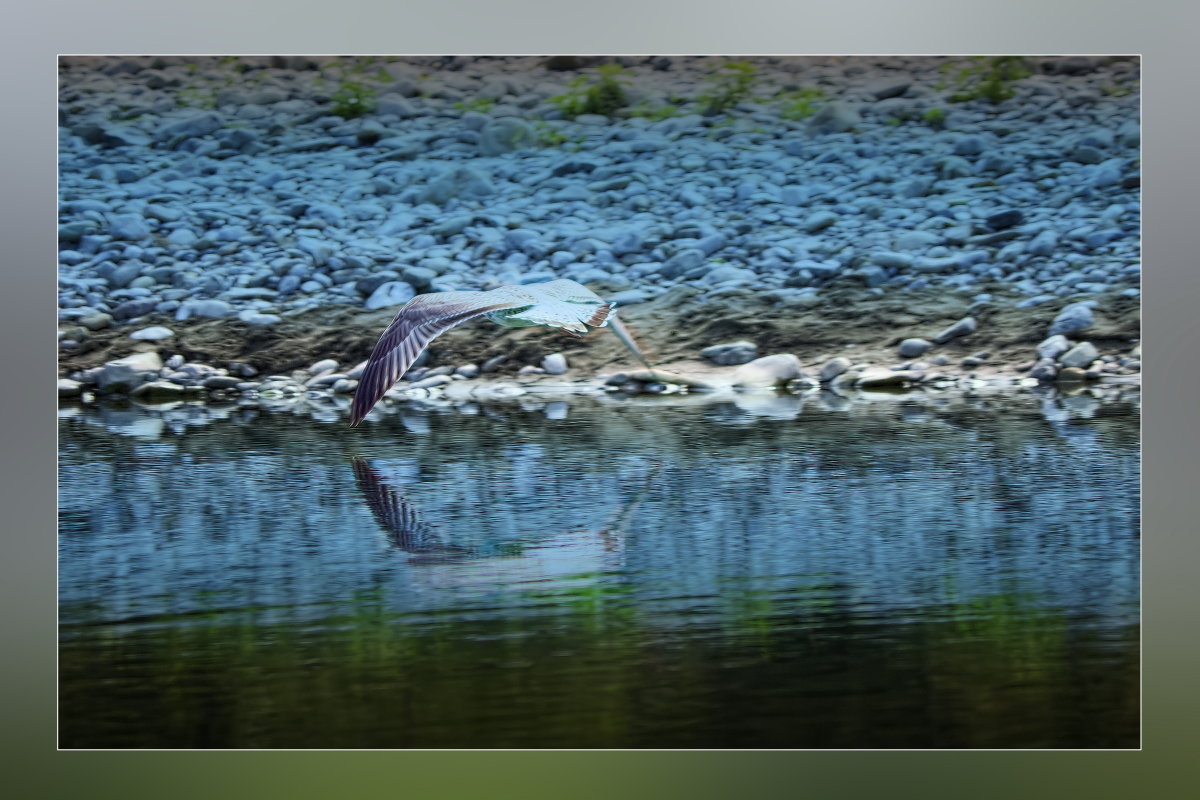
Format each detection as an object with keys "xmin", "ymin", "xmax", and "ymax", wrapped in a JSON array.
[{"xmin": 349, "ymin": 279, "xmax": 651, "ymax": 426}]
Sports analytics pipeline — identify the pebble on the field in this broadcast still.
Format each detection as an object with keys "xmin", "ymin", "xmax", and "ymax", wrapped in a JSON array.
[
  {"xmin": 733, "ymin": 354, "xmax": 804, "ymax": 387},
  {"xmin": 1049, "ymin": 302, "xmax": 1095, "ymax": 337},
  {"xmin": 409, "ymin": 374, "xmax": 452, "ymax": 390},
  {"xmin": 238, "ymin": 311, "xmax": 282, "ymax": 326},
  {"xmin": 95, "ymin": 351, "xmax": 163, "ymax": 392},
  {"xmin": 700, "ymin": 341, "xmax": 759, "ymax": 366},
  {"xmin": 1059, "ymin": 341, "xmax": 1099, "ymax": 369},
  {"xmin": 857, "ymin": 368, "xmax": 920, "ymax": 388},
  {"xmin": 308, "ymin": 358, "xmax": 339, "ymax": 374},
  {"xmin": 985, "ymin": 210, "xmax": 1024, "ymax": 230},
  {"xmin": 1027, "ymin": 230, "xmax": 1059, "ymax": 257},
  {"xmin": 129, "ymin": 326, "xmax": 174, "ymax": 341},
  {"xmin": 481, "ymin": 355, "xmax": 508, "ymax": 373},
  {"xmin": 78, "ymin": 313, "xmax": 114, "ymax": 331},
  {"xmin": 897, "ymin": 338, "xmax": 933, "ymax": 358},
  {"xmin": 1028, "ymin": 359, "xmax": 1059, "ymax": 382},
  {"xmin": 932, "ymin": 317, "xmax": 977, "ymax": 344},
  {"xmin": 176, "ymin": 299, "xmax": 234, "ymax": 320},
  {"xmin": 1037, "ymin": 334, "xmax": 1071, "ymax": 361},
  {"xmin": 802, "ymin": 211, "xmax": 838, "ymax": 233},
  {"xmin": 364, "ymin": 281, "xmax": 417, "ymax": 310},
  {"xmin": 541, "ymin": 353, "xmax": 569, "ymax": 375},
  {"xmin": 131, "ymin": 380, "xmax": 189, "ymax": 400},
  {"xmin": 819, "ymin": 357, "xmax": 852, "ymax": 382},
  {"xmin": 202, "ymin": 375, "xmax": 242, "ymax": 390}
]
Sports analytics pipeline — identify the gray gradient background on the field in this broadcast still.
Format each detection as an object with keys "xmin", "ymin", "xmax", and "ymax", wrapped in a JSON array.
[{"xmin": 9, "ymin": 0, "xmax": 1195, "ymax": 795}]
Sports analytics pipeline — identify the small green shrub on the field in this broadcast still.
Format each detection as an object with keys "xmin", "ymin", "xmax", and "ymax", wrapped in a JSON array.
[
  {"xmin": 777, "ymin": 87, "xmax": 825, "ymax": 120},
  {"xmin": 454, "ymin": 97, "xmax": 495, "ymax": 114},
  {"xmin": 630, "ymin": 102, "xmax": 681, "ymax": 121},
  {"xmin": 549, "ymin": 64, "xmax": 630, "ymax": 118},
  {"xmin": 923, "ymin": 107, "xmax": 947, "ymax": 128},
  {"xmin": 533, "ymin": 121, "xmax": 570, "ymax": 147},
  {"xmin": 942, "ymin": 56, "xmax": 1031, "ymax": 104},
  {"xmin": 177, "ymin": 87, "xmax": 216, "ymax": 109},
  {"xmin": 330, "ymin": 81, "xmax": 377, "ymax": 118},
  {"xmin": 699, "ymin": 60, "xmax": 758, "ymax": 115}
]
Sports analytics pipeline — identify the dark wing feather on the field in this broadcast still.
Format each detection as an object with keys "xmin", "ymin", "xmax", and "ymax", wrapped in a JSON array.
[
  {"xmin": 350, "ymin": 292, "xmax": 520, "ymax": 426},
  {"xmin": 350, "ymin": 458, "xmax": 474, "ymax": 559},
  {"xmin": 351, "ymin": 457, "xmax": 437, "ymax": 550}
]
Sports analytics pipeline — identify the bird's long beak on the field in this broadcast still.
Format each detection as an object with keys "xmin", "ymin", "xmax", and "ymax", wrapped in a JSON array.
[{"xmin": 607, "ymin": 309, "xmax": 654, "ymax": 370}]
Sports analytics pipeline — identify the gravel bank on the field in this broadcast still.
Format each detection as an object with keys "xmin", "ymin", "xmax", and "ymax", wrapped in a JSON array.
[{"xmin": 57, "ymin": 55, "xmax": 1141, "ymax": 418}]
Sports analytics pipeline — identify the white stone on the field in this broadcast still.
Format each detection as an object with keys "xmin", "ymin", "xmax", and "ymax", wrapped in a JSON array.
[
  {"xmin": 129, "ymin": 326, "xmax": 174, "ymax": 341},
  {"xmin": 733, "ymin": 354, "xmax": 804, "ymax": 386},
  {"xmin": 541, "ymin": 353, "xmax": 569, "ymax": 375}
]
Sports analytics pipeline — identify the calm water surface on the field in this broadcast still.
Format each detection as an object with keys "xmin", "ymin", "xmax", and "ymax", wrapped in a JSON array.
[{"xmin": 58, "ymin": 389, "xmax": 1140, "ymax": 748}]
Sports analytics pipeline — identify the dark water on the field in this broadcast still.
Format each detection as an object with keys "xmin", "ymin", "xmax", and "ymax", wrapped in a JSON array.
[{"xmin": 58, "ymin": 389, "xmax": 1140, "ymax": 748}]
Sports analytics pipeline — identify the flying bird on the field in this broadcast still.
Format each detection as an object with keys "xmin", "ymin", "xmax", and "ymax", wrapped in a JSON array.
[{"xmin": 349, "ymin": 279, "xmax": 651, "ymax": 426}]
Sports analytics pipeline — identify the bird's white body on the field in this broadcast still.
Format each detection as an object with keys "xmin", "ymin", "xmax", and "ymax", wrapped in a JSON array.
[{"xmin": 481, "ymin": 281, "xmax": 615, "ymax": 331}]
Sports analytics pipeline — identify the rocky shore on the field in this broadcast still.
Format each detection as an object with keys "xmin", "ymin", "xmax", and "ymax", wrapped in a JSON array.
[{"xmin": 57, "ymin": 55, "xmax": 1141, "ymax": 420}]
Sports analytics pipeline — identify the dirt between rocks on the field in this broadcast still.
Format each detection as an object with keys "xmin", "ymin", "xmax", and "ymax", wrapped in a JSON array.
[{"xmin": 57, "ymin": 281, "xmax": 1141, "ymax": 382}]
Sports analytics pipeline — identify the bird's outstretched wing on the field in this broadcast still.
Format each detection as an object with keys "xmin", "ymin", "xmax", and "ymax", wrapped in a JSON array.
[{"xmin": 350, "ymin": 291, "xmax": 523, "ymax": 425}]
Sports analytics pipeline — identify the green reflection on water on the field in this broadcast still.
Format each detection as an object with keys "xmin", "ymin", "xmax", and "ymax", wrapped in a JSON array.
[{"xmin": 60, "ymin": 590, "xmax": 1137, "ymax": 749}]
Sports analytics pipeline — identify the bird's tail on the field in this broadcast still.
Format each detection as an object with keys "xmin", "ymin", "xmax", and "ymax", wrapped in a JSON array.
[{"xmin": 607, "ymin": 310, "xmax": 654, "ymax": 370}]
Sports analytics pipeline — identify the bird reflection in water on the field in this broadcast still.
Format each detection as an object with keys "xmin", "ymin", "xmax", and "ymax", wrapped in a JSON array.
[{"xmin": 350, "ymin": 457, "xmax": 660, "ymax": 590}]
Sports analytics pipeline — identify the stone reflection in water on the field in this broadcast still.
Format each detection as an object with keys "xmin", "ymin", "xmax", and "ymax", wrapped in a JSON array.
[{"xmin": 58, "ymin": 387, "xmax": 1140, "ymax": 748}]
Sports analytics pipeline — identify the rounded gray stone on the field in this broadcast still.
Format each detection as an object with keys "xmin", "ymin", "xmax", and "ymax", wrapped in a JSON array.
[
  {"xmin": 932, "ymin": 316, "xmax": 977, "ymax": 344},
  {"xmin": 129, "ymin": 326, "xmax": 174, "ymax": 341},
  {"xmin": 364, "ymin": 281, "xmax": 417, "ymax": 310},
  {"xmin": 1036, "ymin": 334, "xmax": 1071, "ymax": 361},
  {"xmin": 700, "ymin": 341, "xmax": 759, "ymax": 366},
  {"xmin": 541, "ymin": 353, "xmax": 569, "ymax": 375},
  {"xmin": 1049, "ymin": 303, "xmax": 1095, "ymax": 337},
  {"xmin": 733, "ymin": 354, "xmax": 803, "ymax": 386},
  {"xmin": 819, "ymin": 357, "xmax": 852, "ymax": 382},
  {"xmin": 1060, "ymin": 341, "xmax": 1099, "ymax": 369},
  {"xmin": 898, "ymin": 338, "xmax": 933, "ymax": 358}
]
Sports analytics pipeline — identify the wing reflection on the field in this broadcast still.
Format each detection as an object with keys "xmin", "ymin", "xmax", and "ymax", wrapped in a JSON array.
[{"xmin": 350, "ymin": 457, "xmax": 474, "ymax": 562}]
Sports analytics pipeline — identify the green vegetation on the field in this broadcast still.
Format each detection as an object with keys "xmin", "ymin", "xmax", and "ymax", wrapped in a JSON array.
[
  {"xmin": 777, "ymin": 87, "xmax": 825, "ymax": 120},
  {"xmin": 630, "ymin": 102, "xmax": 681, "ymax": 121},
  {"xmin": 59, "ymin": 588, "xmax": 1138, "ymax": 748},
  {"xmin": 698, "ymin": 60, "xmax": 758, "ymax": 115},
  {"xmin": 329, "ymin": 80, "xmax": 377, "ymax": 118},
  {"xmin": 217, "ymin": 55, "xmax": 250, "ymax": 74},
  {"xmin": 176, "ymin": 86, "xmax": 216, "ymax": 109},
  {"xmin": 533, "ymin": 121, "xmax": 571, "ymax": 147},
  {"xmin": 941, "ymin": 56, "xmax": 1032, "ymax": 104},
  {"xmin": 453, "ymin": 97, "xmax": 495, "ymax": 114},
  {"xmin": 550, "ymin": 63, "xmax": 630, "ymax": 118},
  {"xmin": 923, "ymin": 107, "xmax": 947, "ymax": 128}
]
